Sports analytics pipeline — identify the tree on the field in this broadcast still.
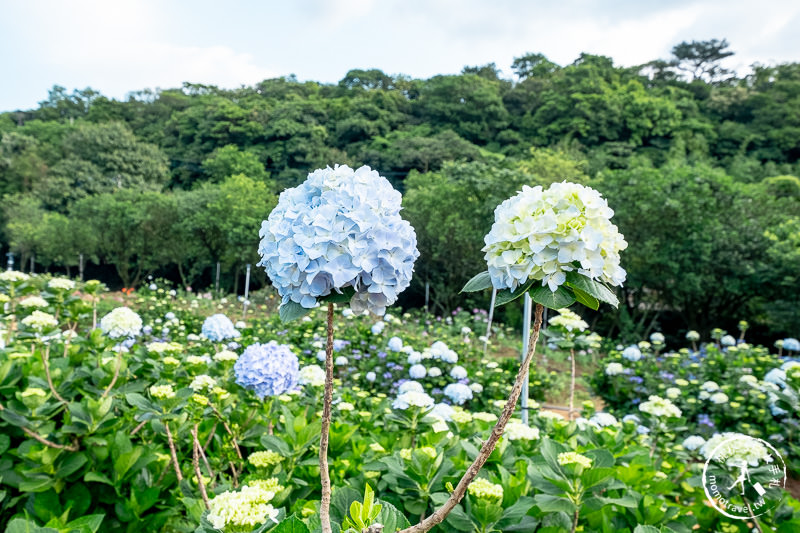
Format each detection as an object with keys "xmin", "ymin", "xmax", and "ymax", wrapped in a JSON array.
[
  {"xmin": 201, "ymin": 144, "xmax": 268, "ymax": 183},
  {"xmin": 71, "ymin": 190, "xmax": 177, "ymax": 287},
  {"xmin": 511, "ymin": 53, "xmax": 559, "ymax": 80},
  {"xmin": 671, "ymin": 39, "xmax": 734, "ymax": 83}
]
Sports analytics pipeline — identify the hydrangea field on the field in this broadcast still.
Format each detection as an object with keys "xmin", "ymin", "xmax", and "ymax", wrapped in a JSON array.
[{"xmin": 1, "ymin": 166, "xmax": 800, "ymax": 533}]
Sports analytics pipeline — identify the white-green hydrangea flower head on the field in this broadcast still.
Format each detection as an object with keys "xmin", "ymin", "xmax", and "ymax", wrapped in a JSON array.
[{"xmin": 483, "ymin": 182, "xmax": 627, "ymax": 292}]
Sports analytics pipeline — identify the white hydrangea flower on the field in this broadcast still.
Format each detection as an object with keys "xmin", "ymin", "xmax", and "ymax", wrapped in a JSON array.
[
  {"xmin": 701, "ymin": 432, "xmax": 774, "ymax": 467},
  {"xmin": 548, "ymin": 308, "xmax": 588, "ymax": 332},
  {"xmin": 639, "ymin": 395, "xmax": 682, "ymax": 419},
  {"xmin": 19, "ymin": 296, "xmax": 48, "ymax": 308},
  {"xmin": 21, "ymin": 310, "xmax": 58, "ymax": 331},
  {"xmin": 190, "ymin": 374, "xmax": 217, "ymax": 392},
  {"xmin": 483, "ymin": 182, "xmax": 626, "ymax": 292},
  {"xmin": 207, "ymin": 485, "xmax": 279, "ymax": 531},
  {"xmin": 0, "ymin": 271, "xmax": 29, "ymax": 282},
  {"xmin": 605, "ymin": 362, "xmax": 624, "ymax": 376},
  {"xmin": 100, "ymin": 307, "xmax": 142, "ymax": 339},
  {"xmin": 48, "ymin": 278, "xmax": 75, "ymax": 291},
  {"xmin": 505, "ymin": 420, "xmax": 540, "ymax": 441}
]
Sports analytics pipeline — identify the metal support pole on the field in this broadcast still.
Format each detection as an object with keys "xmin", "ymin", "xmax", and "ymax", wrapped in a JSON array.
[
  {"xmin": 521, "ymin": 293, "xmax": 532, "ymax": 425},
  {"xmin": 30, "ymin": 254, "xmax": 34, "ymax": 274},
  {"xmin": 215, "ymin": 262, "xmax": 221, "ymax": 297},
  {"xmin": 483, "ymin": 289, "xmax": 497, "ymax": 355},
  {"xmin": 241, "ymin": 264, "xmax": 251, "ymax": 321},
  {"xmin": 6, "ymin": 252, "xmax": 14, "ymax": 271},
  {"xmin": 424, "ymin": 282, "xmax": 430, "ymax": 314},
  {"xmin": 79, "ymin": 253, "xmax": 84, "ymax": 281}
]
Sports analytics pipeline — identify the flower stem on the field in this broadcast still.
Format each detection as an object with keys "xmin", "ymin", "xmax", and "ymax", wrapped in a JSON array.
[
  {"xmin": 192, "ymin": 424, "xmax": 210, "ymax": 510},
  {"xmin": 40, "ymin": 345, "xmax": 68, "ymax": 405},
  {"xmin": 398, "ymin": 303, "xmax": 544, "ymax": 533},
  {"xmin": 320, "ymin": 303, "xmax": 335, "ymax": 533},
  {"xmin": 164, "ymin": 422, "xmax": 183, "ymax": 482},
  {"xmin": 569, "ymin": 348, "xmax": 576, "ymax": 420}
]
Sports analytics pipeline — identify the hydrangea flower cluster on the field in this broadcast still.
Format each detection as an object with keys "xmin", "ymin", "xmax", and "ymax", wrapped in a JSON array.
[
  {"xmin": 20, "ymin": 296, "xmax": 48, "ymax": 308},
  {"xmin": 20, "ymin": 310, "xmax": 58, "ymax": 332},
  {"xmin": 149, "ymin": 384, "xmax": 176, "ymax": 400},
  {"xmin": 622, "ymin": 345, "xmax": 642, "ymax": 362},
  {"xmin": 548, "ymin": 308, "xmax": 588, "ymax": 332},
  {"xmin": 257, "ymin": 164, "xmax": 419, "ymax": 315},
  {"xmin": 392, "ymin": 390, "xmax": 434, "ymax": 410},
  {"xmin": 605, "ymin": 362, "xmax": 624, "ymax": 376},
  {"xmin": 701, "ymin": 432, "xmax": 773, "ymax": 467},
  {"xmin": 682, "ymin": 435, "xmax": 706, "ymax": 451},
  {"xmin": 0, "ymin": 271, "xmax": 29, "ymax": 282},
  {"xmin": 206, "ymin": 484, "xmax": 279, "ymax": 531},
  {"xmin": 444, "ymin": 383, "xmax": 473, "ymax": 405},
  {"xmin": 505, "ymin": 420, "xmax": 540, "ymax": 441},
  {"xmin": 234, "ymin": 342, "xmax": 299, "ymax": 399},
  {"xmin": 248, "ymin": 450, "xmax": 283, "ymax": 468},
  {"xmin": 639, "ymin": 395, "xmax": 682, "ymax": 419},
  {"xmin": 468, "ymin": 478, "xmax": 504, "ymax": 502},
  {"xmin": 429, "ymin": 341, "xmax": 458, "ymax": 363},
  {"xmin": 100, "ymin": 307, "xmax": 142, "ymax": 339},
  {"xmin": 557, "ymin": 452, "xmax": 593, "ymax": 469},
  {"xmin": 482, "ymin": 182, "xmax": 627, "ymax": 292},
  {"xmin": 783, "ymin": 337, "xmax": 800, "ymax": 352},
  {"xmin": 298, "ymin": 364, "xmax": 326, "ymax": 387},
  {"xmin": 48, "ymin": 278, "xmax": 75, "ymax": 291},
  {"xmin": 202, "ymin": 314, "xmax": 239, "ymax": 342}
]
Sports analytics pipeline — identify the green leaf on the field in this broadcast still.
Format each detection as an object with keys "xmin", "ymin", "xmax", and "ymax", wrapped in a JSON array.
[
  {"xmin": 564, "ymin": 272, "xmax": 619, "ymax": 308},
  {"xmin": 63, "ymin": 514, "xmax": 105, "ymax": 533},
  {"xmin": 571, "ymin": 286, "xmax": 599, "ymax": 310},
  {"xmin": 633, "ymin": 526, "xmax": 661, "ymax": 533},
  {"xmin": 461, "ymin": 271, "xmax": 493, "ymax": 293},
  {"xmin": 495, "ymin": 278, "xmax": 536, "ymax": 307},
  {"xmin": 375, "ymin": 501, "xmax": 411, "ymax": 532},
  {"xmin": 0, "ymin": 434, "xmax": 10, "ymax": 454},
  {"xmin": 528, "ymin": 284, "xmax": 576, "ymax": 310},
  {"xmin": 272, "ymin": 515, "xmax": 310, "ymax": 533},
  {"xmin": 320, "ymin": 286, "xmax": 355, "ymax": 304},
  {"xmin": 279, "ymin": 301, "xmax": 312, "ymax": 323},
  {"xmin": 84, "ymin": 472, "xmax": 114, "ymax": 486},
  {"xmin": 124, "ymin": 393, "xmax": 159, "ymax": 414},
  {"xmin": 534, "ymin": 494, "xmax": 576, "ymax": 513}
]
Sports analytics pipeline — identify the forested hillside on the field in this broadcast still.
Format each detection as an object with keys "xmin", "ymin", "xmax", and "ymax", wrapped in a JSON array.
[{"xmin": 2, "ymin": 39, "xmax": 799, "ymax": 339}]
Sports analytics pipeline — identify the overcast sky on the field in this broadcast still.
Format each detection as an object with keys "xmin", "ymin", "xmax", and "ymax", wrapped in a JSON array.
[{"xmin": 1, "ymin": 0, "xmax": 799, "ymax": 112}]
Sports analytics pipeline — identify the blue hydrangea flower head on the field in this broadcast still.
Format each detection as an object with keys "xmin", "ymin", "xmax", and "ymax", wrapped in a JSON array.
[
  {"xmin": 444, "ymin": 383, "xmax": 473, "ymax": 405},
  {"xmin": 258, "ymin": 164, "xmax": 419, "ymax": 315},
  {"xmin": 234, "ymin": 341, "xmax": 299, "ymax": 398},
  {"xmin": 783, "ymin": 338, "xmax": 800, "ymax": 352},
  {"xmin": 202, "ymin": 314, "xmax": 239, "ymax": 342}
]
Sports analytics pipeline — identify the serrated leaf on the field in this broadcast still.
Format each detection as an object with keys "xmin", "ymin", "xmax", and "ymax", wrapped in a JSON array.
[
  {"xmin": 633, "ymin": 526, "xmax": 661, "ymax": 533},
  {"xmin": 571, "ymin": 286, "xmax": 599, "ymax": 310},
  {"xmin": 461, "ymin": 271, "xmax": 493, "ymax": 293},
  {"xmin": 495, "ymin": 278, "xmax": 536, "ymax": 307},
  {"xmin": 565, "ymin": 272, "xmax": 619, "ymax": 308},
  {"xmin": 528, "ymin": 284, "xmax": 576, "ymax": 310},
  {"xmin": 272, "ymin": 514, "xmax": 310, "ymax": 533},
  {"xmin": 279, "ymin": 301, "xmax": 312, "ymax": 323}
]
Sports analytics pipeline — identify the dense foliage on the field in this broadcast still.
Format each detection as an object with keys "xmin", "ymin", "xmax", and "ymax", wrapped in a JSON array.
[
  {"xmin": 2, "ymin": 41, "xmax": 800, "ymax": 337},
  {"xmin": 2, "ymin": 276, "xmax": 800, "ymax": 533}
]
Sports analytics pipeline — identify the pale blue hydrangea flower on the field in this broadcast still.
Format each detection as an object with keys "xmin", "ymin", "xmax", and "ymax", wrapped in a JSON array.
[
  {"xmin": 650, "ymin": 332, "xmax": 665, "ymax": 344},
  {"xmin": 683, "ymin": 435, "xmax": 706, "ymax": 451},
  {"xmin": 335, "ymin": 356, "xmax": 349, "ymax": 366},
  {"xmin": 366, "ymin": 371, "xmax": 376, "ymax": 382},
  {"xmin": 387, "ymin": 337, "xmax": 404, "ymax": 352},
  {"xmin": 258, "ymin": 164, "xmax": 419, "ymax": 315},
  {"xmin": 622, "ymin": 414, "xmax": 641, "ymax": 424},
  {"xmin": 450, "ymin": 365, "xmax": 468, "ymax": 380},
  {"xmin": 202, "ymin": 314, "xmax": 239, "ymax": 342},
  {"xmin": 720, "ymin": 335, "xmax": 737, "ymax": 347},
  {"xmin": 234, "ymin": 342, "xmax": 299, "ymax": 398},
  {"xmin": 444, "ymin": 383, "xmax": 473, "ymax": 405},
  {"xmin": 398, "ymin": 381, "xmax": 424, "ymax": 394},
  {"xmin": 371, "ymin": 321, "xmax": 385, "ymax": 335},
  {"xmin": 783, "ymin": 338, "xmax": 800, "ymax": 352},
  {"xmin": 622, "ymin": 345, "xmax": 642, "ymax": 362},
  {"xmin": 764, "ymin": 368, "xmax": 786, "ymax": 388},
  {"xmin": 430, "ymin": 403, "xmax": 455, "ymax": 421},
  {"xmin": 409, "ymin": 364, "xmax": 427, "ymax": 379},
  {"xmin": 430, "ymin": 341, "xmax": 458, "ymax": 363},
  {"xmin": 590, "ymin": 412, "xmax": 618, "ymax": 427}
]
